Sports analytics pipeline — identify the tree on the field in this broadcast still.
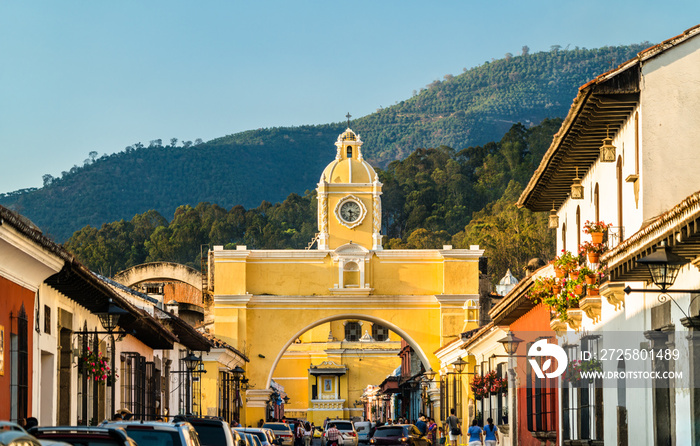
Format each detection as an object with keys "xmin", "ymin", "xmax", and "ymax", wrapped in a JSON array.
[
  {"xmin": 42, "ymin": 174, "xmax": 54, "ymax": 187},
  {"xmin": 521, "ymin": 45, "xmax": 530, "ymax": 56}
]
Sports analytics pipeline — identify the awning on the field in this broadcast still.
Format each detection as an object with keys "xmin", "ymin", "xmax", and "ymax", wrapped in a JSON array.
[
  {"xmin": 603, "ymin": 190, "xmax": 700, "ymax": 283},
  {"xmin": 46, "ymin": 262, "xmax": 178, "ymax": 350}
]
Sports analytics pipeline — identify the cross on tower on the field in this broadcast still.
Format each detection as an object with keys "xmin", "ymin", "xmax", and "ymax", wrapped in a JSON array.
[{"xmin": 346, "ymin": 112, "xmax": 351, "ymax": 127}]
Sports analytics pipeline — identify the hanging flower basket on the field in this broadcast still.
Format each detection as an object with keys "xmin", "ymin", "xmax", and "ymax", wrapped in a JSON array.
[
  {"xmin": 77, "ymin": 347, "xmax": 114, "ymax": 385},
  {"xmin": 585, "ymin": 274, "xmax": 597, "ymax": 285},
  {"xmin": 574, "ymin": 284, "xmax": 584, "ymax": 295},
  {"xmin": 588, "ymin": 252, "xmax": 600, "ymax": 264},
  {"xmin": 587, "ymin": 287, "xmax": 600, "ymax": 296},
  {"xmin": 590, "ymin": 232, "xmax": 604, "ymax": 244}
]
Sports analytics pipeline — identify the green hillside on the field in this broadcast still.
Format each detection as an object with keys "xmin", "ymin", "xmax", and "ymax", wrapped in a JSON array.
[
  {"xmin": 1, "ymin": 43, "xmax": 649, "ymax": 241},
  {"xmin": 65, "ymin": 119, "xmax": 561, "ymax": 282}
]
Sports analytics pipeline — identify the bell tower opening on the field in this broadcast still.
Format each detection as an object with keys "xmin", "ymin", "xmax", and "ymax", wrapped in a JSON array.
[{"xmin": 317, "ymin": 127, "xmax": 384, "ymax": 251}]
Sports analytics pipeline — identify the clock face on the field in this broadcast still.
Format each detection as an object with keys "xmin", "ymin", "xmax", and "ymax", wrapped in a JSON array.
[{"xmin": 340, "ymin": 201, "xmax": 362, "ymax": 223}]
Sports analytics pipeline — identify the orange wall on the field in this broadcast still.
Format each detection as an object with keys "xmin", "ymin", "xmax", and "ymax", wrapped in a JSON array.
[
  {"xmin": 0, "ymin": 276, "xmax": 35, "ymax": 421},
  {"xmin": 510, "ymin": 303, "xmax": 558, "ymax": 446}
]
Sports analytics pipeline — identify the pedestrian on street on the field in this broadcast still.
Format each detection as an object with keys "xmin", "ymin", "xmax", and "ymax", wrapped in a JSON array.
[
  {"xmin": 415, "ymin": 415, "xmax": 427, "ymax": 436},
  {"xmin": 466, "ymin": 419, "xmax": 483, "ymax": 446},
  {"xmin": 483, "ymin": 418, "xmax": 499, "ymax": 446},
  {"xmin": 446, "ymin": 408, "xmax": 461, "ymax": 446},
  {"xmin": 326, "ymin": 423, "xmax": 340, "ymax": 446},
  {"xmin": 303, "ymin": 422, "xmax": 313, "ymax": 446},
  {"xmin": 427, "ymin": 418, "xmax": 437, "ymax": 444}
]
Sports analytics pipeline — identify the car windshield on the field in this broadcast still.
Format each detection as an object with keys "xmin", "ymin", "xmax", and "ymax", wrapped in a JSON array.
[
  {"xmin": 376, "ymin": 427, "xmax": 405, "ymax": 437},
  {"xmin": 246, "ymin": 432, "xmax": 268, "ymax": 443},
  {"xmin": 334, "ymin": 423, "xmax": 353, "ymax": 431},
  {"xmin": 189, "ymin": 424, "xmax": 226, "ymax": 446},
  {"xmin": 263, "ymin": 424, "xmax": 290, "ymax": 432},
  {"xmin": 123, "ymin": 428, "xmax": 180, "ymax": 446}
]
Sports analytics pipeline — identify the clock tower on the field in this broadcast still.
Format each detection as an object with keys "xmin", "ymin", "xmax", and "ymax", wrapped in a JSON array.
[{"xmin": 316, "ymin": 128, "xmax": 383, "ymax": 251}]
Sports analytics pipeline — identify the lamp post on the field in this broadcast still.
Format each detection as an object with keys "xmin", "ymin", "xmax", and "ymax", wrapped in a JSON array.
[
  {"xmin": 422, "ymin": 369, "xmax": 436, "ymax": 417},
  {"xmin": 451, "ymin": 357, "xmax": 467, "ymax": 420},
  {"xmin": 496, "ymin": 332, "xmax": 524, "ymax": 446},
  {"xmin": 96, "ymin": 299, "xmax": 128, "ymax": 417},
  {"xmin": 622, "ymin": 242, "xmax": 700, "ymax": 326},
  {"xmin": 231, "ymin": 365, "xmax": 246, "ymax": 422},
  {"xmin": 183, "ymin": 351, "xmax": 202, "ymax": 415}
]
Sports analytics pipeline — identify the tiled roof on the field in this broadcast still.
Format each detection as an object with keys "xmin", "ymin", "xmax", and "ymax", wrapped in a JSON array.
[
  {"xmin": 199, "ymin": 331, "xmax": 249, "ymax": 361},
  {"xmin": 518, "ymin": 24, "xmax": 700, "ymax": 211}
]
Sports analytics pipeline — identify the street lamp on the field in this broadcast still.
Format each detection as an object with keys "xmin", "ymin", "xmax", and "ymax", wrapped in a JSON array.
[
  {"xmin": 622, "ymin": 242, "xmax": 700, "ymax": 327},
  {"xmin": 96, "ymin": 299, "xmax": 129, "ymax": 417},
  {"xmin": 497, "ymin": 332, "xmax": 524, "ymax": 356},
  {"xmin": 283, "ymin": 396, "xmax": 290, "ymax": 404},
  {"xmin": 183, "ymin": 352, "xmax": 202, "ymax": 415},
  {"xmin": 452, "ymin": 357, "xmax": 467, "ymax": 374},
  {"xmin": 634, "ymin": 242, "xmax": 689, "ymax": 292}
]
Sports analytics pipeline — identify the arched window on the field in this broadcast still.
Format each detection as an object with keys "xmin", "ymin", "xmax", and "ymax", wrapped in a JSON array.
[
  {"xmin": 345, "ymin": 321, "xmax": 361, "ymax": 341},
  {"xmin": 372, "ymin": 323, "xmax": 388, "ymax": 341},
  {"xmin": 347, "ymin": 146, "xmax": 353, "ymax": 159},
  {"xmin": 617, "ymin": 156, "xmax": 623, "ymax": 238},
  {"xmin": 576, "ymin": 206, "xmax": 581, "ymax": 249},
  {"xmin": 562, "ymin": 222, "xmax": 567, "ymax": 252},
  {"xmin": 343, "ymin": 261, "xmax": 360, "ymax": 287},
  {"xmin": 594, "ymin": 183, "xmax": 600, "ymax": 223}
]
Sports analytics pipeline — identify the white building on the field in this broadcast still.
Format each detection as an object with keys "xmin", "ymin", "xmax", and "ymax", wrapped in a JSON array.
[{"xmin": 518, "ymin": 24, "xmax": 700, "ymax": 445}]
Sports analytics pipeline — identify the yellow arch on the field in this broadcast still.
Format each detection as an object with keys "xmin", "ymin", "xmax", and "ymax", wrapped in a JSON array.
[{"xmin": 265, "ymin": 312, "xmax": 433, "ymax": 389}]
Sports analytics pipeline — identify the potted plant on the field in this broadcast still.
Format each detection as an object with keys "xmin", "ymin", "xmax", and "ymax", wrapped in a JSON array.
[
  {"xmin": 554, "ymin": 250, "xmax": 580, "ymax": 276},
  {"xmin": 564, "ymin": 359, "xmax": 603, "ymax": 385},
  {"xmin": 583, "ymin": 220, "xmax": 612, "ymax": 244},
  {"xmin": 579, "ymin": 241, "xmax": 606, "ymax": 264},
  {"xmin": 77, "ymin": 346, "xmax": 112, "ymax": 385},
  {"xmin": 587, "ymin": 284, "xmax": 600, "ymax": 296},
  {"xmin": 579, "ymin": 265, "xmax": 597, "ymax": 285}
]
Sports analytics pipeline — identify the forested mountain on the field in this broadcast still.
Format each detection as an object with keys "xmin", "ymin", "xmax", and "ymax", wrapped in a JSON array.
[
  {"xmin": 64, "ymin": 119, "xmax": 561, "ymax": 283},
  {"xmin": 1, "ymin": 43, "xmax": 649, "ymax": 241}
]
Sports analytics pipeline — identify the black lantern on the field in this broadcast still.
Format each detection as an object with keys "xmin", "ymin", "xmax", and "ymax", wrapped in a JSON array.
[
  {"xmin": 600, "ymin": 126, "xmax": 616, "ymax": 162},
  {"xmin": 283, "ymin": 396, "xmax": 290, "ymax": 404},
  {"xmin": 231, "ymin": 365, "xmax": 245, "ymax": 377},
  {"xmin": 96, "ymin": 299, "xmax": 128, "ymax": 333},
  {"xmin": 570, "ymin": 167, "xmax": 584, "ymax": 200},
  {"xmin": 498, "ymin": 331, "xmax": 524, "ymax": 356},
  {"xmin": 452, "ymin": 357, "xmax": 467, "ymax": 374},
  {"xmin": 423, "ymin": 368, "xmax": 436, "ymax": 381},
  {"xmin": 183, "ymin": 351, "xmax": 202, "ymax": 372},
  {"xmin": 548, "ymin": 201, "xmax": 559, "ymax": 229},
  {"xmin": 636, "ymin": 242, "xmax": 689, "ymax": 292}
]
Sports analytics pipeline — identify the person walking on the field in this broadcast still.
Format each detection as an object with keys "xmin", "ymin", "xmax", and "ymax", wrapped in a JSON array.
[
  {"xmin": 466, "ymin": 419, "xmax": 483, "ymax": 446},
  {"xmin": 427, "ymin": 418, "xmax": 437, "ymax": 445},
  {"xmin": 303, "ymin": 422, "xmax": 313, "ymax": 446},
  {"xmin": 483, "ymin": 418, "xmax": 499, "ymax": 446},
  {"xmin": 415, "ymin": 415, "xmax": 427, "ymax": 436},
  {"xmin": 326, "ymin": 423, "xmax": 340, "ymax": 446},
  {"xmin": 445, "ymin": 409, "xmax": 461, "ymax": 446}
]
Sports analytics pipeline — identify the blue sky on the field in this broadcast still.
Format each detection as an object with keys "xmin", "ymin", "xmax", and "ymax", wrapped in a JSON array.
[{"xmin": 1, "ymin": 1, "xmax": 698, "ymax": 194}]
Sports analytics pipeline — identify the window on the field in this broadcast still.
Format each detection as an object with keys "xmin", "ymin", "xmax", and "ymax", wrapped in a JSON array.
[
  {"xmin": 345, "ymin": 322, "xmax": 361, "ymax": 341},
  {"xmin": 616, "ymin": 156, "xmax": 623, "ymax": 236},
  {"xmin": 526, "ymin": 341, "xmax": 556, "ymax": 433},
  {"xmin": 562, "ymin": 223, "xmax": 567, "ymax": 252},
  {"xmin": 562, "ymin": 338, "xmax": 603, "ymax": 442},
  {"xmin": 594, "ymin": 183, "xmax": 599, "ymax": 223},
  {"xmin": 347, "ymin": 146, "xmax": 353, "ymax": 158},
  {"xmin": 576, "ymin": 206, "xmax": 581, "ymax": 249},
  {"xmin": 372, "ymin": 323, "xmax": 389, "ymax": 341},
  {"xmin": 44, "ymin": 305, "xmax": 51, "ymax": 334},
  {"xmin": 11, "ymin": 305, "xmax": 29, "ymax": 422}
]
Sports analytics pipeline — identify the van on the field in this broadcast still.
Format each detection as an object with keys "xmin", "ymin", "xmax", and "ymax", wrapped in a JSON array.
[{"xmin": 354, "ymin": 422, "xmax": 375, "ymax": 443}]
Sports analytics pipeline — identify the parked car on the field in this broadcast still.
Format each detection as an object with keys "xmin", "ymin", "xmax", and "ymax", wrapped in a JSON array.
[
  {"xmin": 321, "ymin": 421, "xmax": 357, "ymax": 446},
  {"xmin": 354, "ymin": 422, "xmax": 375, "ymax": 443},
  {"xmin": 231, "ymin": 429, "xmax": 248, "ymax": 446},
  {"xmin": 234, "ymin": 427, "xmax": 278, "ymax": 446},
  {"xmin": 369, "ymin": 425, "xmax": 429, "ymax": 446},
  {"xmin": 0, "ymin": 422, "xmax": 42, "ymax": 446},
  {"xmin": 174, "ymin": 416, "xmax": 236, "ymax": 446},
  {"xmin": 101, "ymin": 420, "xmax": 201, "ymax": 446},
  {"xmin": 29, "ymin": 426, "xmax": 136, "ymax": 446},
  {"xmin": 246, "ymin": 433, "xmax": 263, "ymax": 446},
  {"xmin": 262, "ymin": 423, "xmax": 293, "ymax": 446}
]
